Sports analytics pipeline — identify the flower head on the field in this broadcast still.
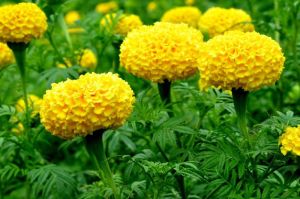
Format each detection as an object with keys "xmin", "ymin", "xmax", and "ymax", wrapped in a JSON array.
[
  {"xmin": 279, "ymin": 126, "xmax": 300, "ymax": 156},
  {"xmin": 147, "ymin": 1, "xmax": 157, "ymax": 12},
  {"xmin": 79, "ymin": 49, "xmax": 97, "ymax": 69},
  {"xmin": 120, "ymin": 22, "xmax": 203, "ymax": 82},
  {"xmin": 185, "ymin": 0, "xmax": 195, "ymax": 5},
  {"xmin": 96, "ymin": 1, "xmax": 118, "ymax": 14},
  {"xmin": 40, "ymin": 73, "xmax": 135, "ymax": 139},
  {"xmin": 0, "ymin": 42, "xmax": 14, "ymax": 68},
  {"xmin": 161, "ymin": 6, "xmax": 201, "ymax": 28},
  {"xmin": 198, "ymin": 31, "xmax": 285, "ymax": 91},
  {"xmin": 16, "ymin": 95, "xmax": 42, "ymax": 117},
  {"xmin": 0, "ymin": 3, "xmax": 47, "ymax": 43},
  {"xmin": 199, "ymin": 7, "xmax": 254, "ymax": 37},
  {"xmin": 101, "ymin": 14, "xmax": 143, "ymax": 36},
  {"xmin": 65, "ymin": 11, "xmax": 80, "ymax": 25}
]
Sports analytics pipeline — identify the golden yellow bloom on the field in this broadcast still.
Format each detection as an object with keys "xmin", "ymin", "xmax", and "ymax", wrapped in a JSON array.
[
  {"xmin": 40, "ymin": 73, "xmax": 135, "ymax": 139},
  {"xmin": 0, "ymin": 42, "xmax": 14, "ymax": 68},
  {"xmin": 198, "ymin": 31, "xmax": 285, "ymax": 91},
  {"xmin": 16, "ymin": 95, "xmax": 42, "ymax": 117},
  {"xmin": 101, "ymin": 14, "xmax": 143, "ymax": 36},
  {"xmin": 147, "ymin": 1, "xmax": 157, "ymax": 12},
  {"xmin": 161, "ymin": 6, "xmax": 201, "ymax": 28},
  {"xmin": 12, "ymin": 123, "xmax": 24, "ymax": 134},
  {"xmin": 79, "ymin": 49, "xmax": 97, "ymax": 69},
  {"xmin": 120, "ymin": 22, "xmax": 203, "ymax": 82},
  {"xmin": 279, "ymin": 126, "xmax": 300, "ymax": 156},
  {"xmin": 199, "ymin": 7, "xmax": 254, "ymax": 37},
  {"xmin": 65, "ymin": 11, "xmax": 80, "ymax": 25},
  {"xmin": 0, "ymin": 3, "xmax": 47, "ymax": 43},
  {"xmin": 96, "ymin": 1, "xmax": 118, "ymax": 14},
  {"xmin": 185, "ymin": 0, "xmax": 195, "ymax": 5}
]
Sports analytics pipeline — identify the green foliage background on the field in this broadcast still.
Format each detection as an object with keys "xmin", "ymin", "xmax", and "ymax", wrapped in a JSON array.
[{"xmin": 0, "ymin": 0, "xmax": 300, "ymax": 198}]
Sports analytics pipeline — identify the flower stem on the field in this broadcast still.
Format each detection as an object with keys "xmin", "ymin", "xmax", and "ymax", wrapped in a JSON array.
[
  {"xmin": 232, "ymin": 88, "xmax": 249, "ymax": 142},
  {"xmin": 85, "ymin": 130, "xmax": 120, "ymax": 199},
  {"xmin": 157, "ymin": 80, "xmax": 186, "ymax": 199},
  {"xmin": 112, "ymin": 40, "xmax": 122, "ymax": 74},
  {"xmin": 8, "ymin": 42, "xmax": 30, "ymax": 131}
]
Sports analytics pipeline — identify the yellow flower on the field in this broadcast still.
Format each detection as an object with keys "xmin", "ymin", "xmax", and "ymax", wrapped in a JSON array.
[
  {"xmin": 40, "ymin": 73, "xmax": 135, "ymax": 139},
  {"xmin": 198, "ymin": 31, "xmax": 285, "ymax": 91},
  {"xmin": 16, "ymin": 95, "xmax": 42, "ymax": 117},
  {"xmin": 0, "ymin": 3, "xmax": 47, "ymax": 43},
  {"xmin": 65, "ymin": 11, "xmax": 80, "ymax": 25},
  {"xmin": 79, "ymin": 49, "xmax": 97, "ymax": 69},
  {"xmin": 161, "ymin": 6, "xmax": 201, "ymax": 28},
  {"xmin": 96, "ymin": 1, "xmax": 118, "ymax": 14},
  {"xmin": 0, "ymin": 42, "xmax": 14, "ymax": 68},
  {"xmin": 120, "ymin": 22, "xmax": 203, "ymax": 82},
  {"xmin": 199, "ymin": 7, "xmax": 254, "ymax": 37},
  {"xmin": 101, "ymin": 14, "xmax": 143, "ymax": 36},
  {"xmin": 12, "ymin": 123, "xmax": 24, "ymax": 134},
  {"xmin": 185, "ymin": 0, "xmax": 195, "ymax": 6},
  {"xmin": 147, "ymin": 1, "xmax": 157, "ymax": 12},
  {"xmin": 279, "ymin": 126, "xmax": 300, "ymax": 156}
]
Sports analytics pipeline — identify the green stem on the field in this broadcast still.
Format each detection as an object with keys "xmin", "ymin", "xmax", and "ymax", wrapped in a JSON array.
[
  {"xmin": 157, "ymin": 80, "xmax": 186, "ymax": 199},
  {"xmin": 8, "ymin": 43, "xmax": 30, "ymax": 131},
  {"xmin": 85, "ymin": 130, "xmax": 120, "ymax": 199},
  {"xmin": 232, "ymin": 88, "xmax": 250, "ymax": 143},
  {"xmin": 57, "ymin": 13, "xmax": 73, "ymax": 52},
  {"xmin": 112, "ymin": 40, "xmax": 122, "ymax": 74}
]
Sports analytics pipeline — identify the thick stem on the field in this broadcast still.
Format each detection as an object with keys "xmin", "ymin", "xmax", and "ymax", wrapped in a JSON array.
[
  {"xmin": 85, "ymin": 130, "xmax": 120, "ymax": 199},
  {"xmin": 112, "ymin": 40, "xmax": 122, "ymax": 74},
  {"xmin": 8, "ymin": 43, "xmax": 30, "ymax": 130},
  {"xmin": 232, "ymin": 88, "xmax": 249, "ymax": 142}
]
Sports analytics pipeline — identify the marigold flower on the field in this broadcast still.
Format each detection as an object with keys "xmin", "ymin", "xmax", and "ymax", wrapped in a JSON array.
[
  {"xmin": 279, "ymin": 126, "xmax": 300, "ymax": 156},
  {"xmin": 16, "ymin": 95, "xmax": 42, "ymax": 117},
  {"xmin": 79, "ymin": 49, "xmax": 97, "ymax": 69},
  {"xmin": 96, "ymin": 1, "xmax": 118, "ymax": 14},
  {"xmin": 0, "ymin": 42, "xmax": 14, "ymax": 68},
  {"xmin": 101, "ymin": 14, "xmax": 143, "ymax": 36},
  {"xmin": 147, "ymin": 1, "xmax": 157, "ymax": 12},
  {"xmin": 65, "ymin": 11, "xmax": 80, "ymax": 25},
  {"xmin": 198, "ymin": 31, "xmax": 285, "ymax": 91},
  {"xmin": 185, "ymin": 0, "xmax": 195, "ymax": 5},
  {"xmin": 40, "ymin": 73, "xmax": 135, "ymax": 139},
  {"xmin": 0, "ymin": 3, "xmax": 47, "ymax": 43},
  {"xmin": 120, "ymin": 22, "xmax": 203, "ymax": 82},
  {"xmin": 161, "ymin": 6, "xmax": 201, "ymax": 28},
  {"xmin": 199, "ymin": 7, "xmax": 254, "ymax": 37}
]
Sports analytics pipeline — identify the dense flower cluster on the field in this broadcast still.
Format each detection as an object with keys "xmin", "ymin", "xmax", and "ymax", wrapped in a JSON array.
[
  {"xmin": 199, "ymin": 7, "xmax": 254, "ymax": 37},
  {"xmin": 198, "ymin": 31, "xmax": 285, "ymax": 91},
  {"xmin": 279, "ymin": 126, "xmax": 300, "ymax": 156},
  {"xmin": 120, "ymin": 22, "xmax": 203, "ymax": 82},
  {"xmin": 161, "ymin": 6, "xmax": 201, "ymax": 28},
  {"xmin": 101, "ymin": 14, "xmax": 143, "ymax": 36},
  {"xmin": 65, "ymin": 11, "xmax": 80, "ymax": 25},
  {"xmin": 0, "ymin": 42, "xmax": 14, "ymax": 68},
  {"xmin": 0, "ymin": 3, "xmax": 47, "ymax": 43},
  {"xmin": 40, "ymin": 73, "xmax": 135, "ymax": 139},
  {"xmin": 79, "ymin": 49, "xmax": 97, "ymax": 69},
  {"xmin": 16, "ymin": 95, "xmax": 42, "ymax": 117},
  {"xmin": 96, "ymin": 1, "xmax": 118, "ymax": 14}
]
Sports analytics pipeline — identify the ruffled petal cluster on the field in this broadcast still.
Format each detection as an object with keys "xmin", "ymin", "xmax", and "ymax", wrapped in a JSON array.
[
  {"xmin": 199, "ymin": 7, "xmax": 254, "ymax": 37},
  {"xmin": 161, "ymin": 6, "xmax": 201, "ymax": 28},
  {"xmin": 65, "ymin": 11, "xmax": 80, "ymax": 25},
  {"xmin": 0, "ymin": 3, "xmax": 47, "ymax": 43},
  {"xmin": 16, "ymin": 95, "xmax": 42, "ymax": 117},
  {"xmin": 101, "ymin": 14, "xmax": 143, "ymax": 36},
  {"xmin": 198, "ymin": 31, "xmax": 285, "ymax": 91},
  {"xmin": 279, "ymin": 126, "xmax": 300, "ymax": 156},
  {"xmin": 0, "ymin": 42, "xmax": 14, "ymax": 68},
  {"xmin": 120, "ymin": 22, "xmax": 203, "ymax": 82},
  {"xmin": 40, "ymin": 73, "xmax": 135, "ymax": 139},
  {"xmin": 96, "ymin": 1, "xmax": 118, "ymax": 14},
  {"xmin": 79, "ymin": 49, "xmax": 97, "ymax": 69}
]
